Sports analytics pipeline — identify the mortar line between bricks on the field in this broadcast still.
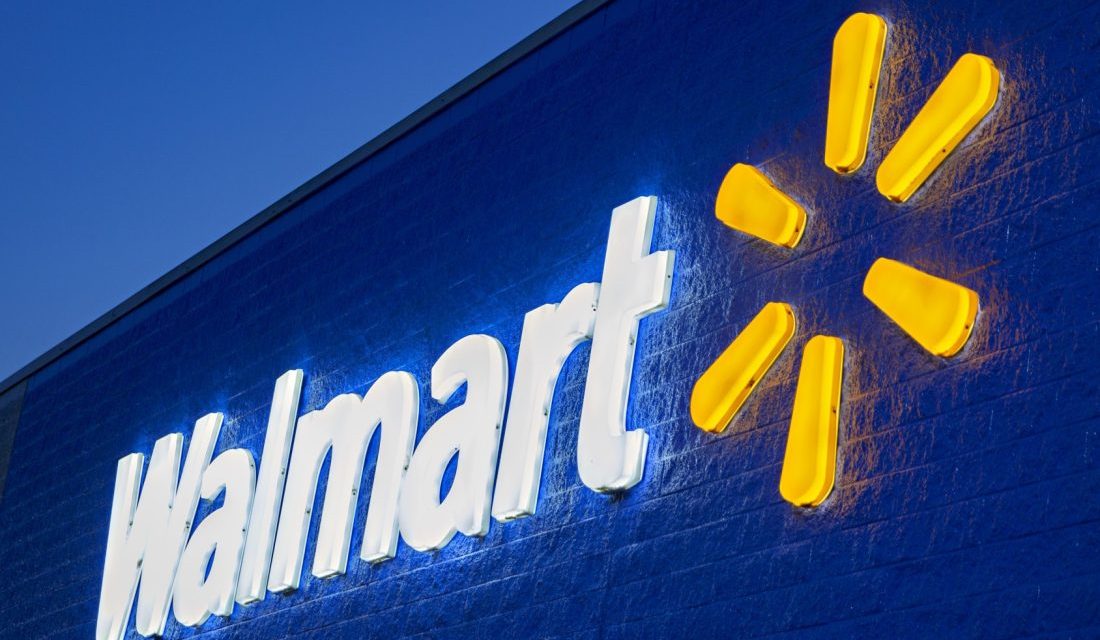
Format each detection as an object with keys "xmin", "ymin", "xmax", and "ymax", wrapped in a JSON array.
[
  {"xmin": 376, "ymin": 570, "xmax": 607, "ymax": 638},
  {"xmin": 169, "ymin": 554, "xmax": 610, "ymax": 640},
  {"xmin": 19, "ymin": 389, "xmax": 1091, "ymax": 629},
  {"xmin": 641, "ymin": 372, "xmax": 1083, "ymax": 508},
  {"xmin": 645, "ymin": 162, "xmax": 1100, "ymax": 366},
  {"xmin": 1019, "ymin": 623, "xmax": 1100, "ymax": 639},
  {"xmin": 647, "ymin": 370, "xmax": 1095, "ymax": 518},
  {"xmin": 603, "ymin": 414, "xmax": 1100, "ymax": 589},
  {"xmin": 776, "ymin": 81, "xmax": 1100, "ymax": 230},
  {"xmin": 573, "ymin": 365, "xmax": 1089, "ymax": 527},
  {"xmin": 606, "ymin": 508, "xmax": 1100, "ymax": 634},
  {"xmin": 954, "ymin": 179, "xmax": 1100, "ymax": 251},
  {"xmin": 743, "ymin": 544, "xmax": 1100, "ymax": 639},
  {"xmin": 642, "ymin": 316, "xmax": 1097, "ymax": 459},
  {"xmin": 4, "ymin": 331, "xmax": 1091, "ymax": 592},
  {"xmin": 645, "ymin": 406, "xmax": 1088, "ymax": 535},
  {"xmin": 170, "ymin": 532, "xmax": 614, "ymax": 638},
  {"xmin": 6, "ymin": 384, "xmax": 1091, "ymax": 629}
]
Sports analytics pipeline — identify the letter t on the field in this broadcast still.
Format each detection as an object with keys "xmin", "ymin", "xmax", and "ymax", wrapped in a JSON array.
[{"xmin": 577, "ymin": 196, "xmax": 674, "ymax": 492}]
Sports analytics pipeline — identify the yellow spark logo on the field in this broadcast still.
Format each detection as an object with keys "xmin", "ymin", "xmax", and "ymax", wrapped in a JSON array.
[{"xmin": 689, "ymin": 13, "xmax": 1000, "ymax": 508}]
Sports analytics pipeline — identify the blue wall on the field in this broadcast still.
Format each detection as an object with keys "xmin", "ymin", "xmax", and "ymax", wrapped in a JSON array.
[{"xmin": 1, "ymin": 0, "xmax": 1098, "ymax": 637}]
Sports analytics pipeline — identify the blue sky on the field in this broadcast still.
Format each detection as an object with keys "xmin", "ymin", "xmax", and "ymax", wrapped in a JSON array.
[{"xmin": 0, "ymin": 0, "xmax": 575, "ymax": 381}]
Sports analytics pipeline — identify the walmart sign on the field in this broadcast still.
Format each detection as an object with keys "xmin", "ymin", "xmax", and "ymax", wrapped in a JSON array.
[
  {"xmin": 97, "ymin": 9, "xmax": 1007, "ymax": 638},
  {"xmin": 97, "ymin": 197, "xmax": 674, "ymax": 639}
]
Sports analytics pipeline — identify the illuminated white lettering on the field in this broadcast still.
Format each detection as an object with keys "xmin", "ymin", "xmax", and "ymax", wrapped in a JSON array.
[
  {"xmin": 96, "ymin": 200, "xmax": 676, "ymax": 632},
  {"xmin": 96, "ymin": 413, "xmax": 222, "ymax": 640},
  {"xmin": 492, "ymin": 283, "xmax": 599, "ymax": 521},
  {"xmin": 399, "ymin": 335, "xmax": 508, "ymax": 551},
  {"xmin": 172, "ymin": 448, "xmax": 256, "ymax": 626},
  {"xmin": 577, "ymin": 196, "xmax": 674, "ymax": 491},
  {"xmin": 268, "ymin": 371, "xmax": 418, "ymax": 592},
  {"xmin": 236, "ymin": 370, "xmax": 302, "ymax": 604}
]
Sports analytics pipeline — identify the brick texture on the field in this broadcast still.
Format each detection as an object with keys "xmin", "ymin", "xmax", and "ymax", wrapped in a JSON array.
[
  {"xmin": 0, "ymin": 0, "xmax": 1097, "ymax": 637},
  {"xmin": 0, "ymin": 381, "xmax": 26, "ymax": 505}
]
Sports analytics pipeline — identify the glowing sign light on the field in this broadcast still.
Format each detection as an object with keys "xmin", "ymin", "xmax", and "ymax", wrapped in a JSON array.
[
  {"xmin": 779, "ymin": 336, "xmax": 844, "ymax": 507},
  {"xmin": 97, "ymin": 200, "xmax": 675, "ymax": 639},
  {"xmin": 690, "ymin": 302, "xmax": 795, "ymax": 433},
  {"xmin": 877, "ymin": 53, "xmax": 1000, "ymax": 202},
  {"xmin": 172, "ymin": 448, "xmax": 256, "ymax": 627},
  {"xmin": 398, "ymin": 335, "xmax": 508, "ymax": 552},
  {"xmin": 863, "ymin": 258, "xmax": 980, "ymax": 356},
  {"xmin": 97, "ymin": 414, "xmax": 222, "ymax": 639},
  {"xmin": 493, "ymin": 283, "xmax": 598, "ymax": 521},
  {"xmin": 825, "ymin": 13, "xmax": 887, "ymax": 174},
  {"xmin": 236, "ymin": 369, "xmax": 302, "ymax": 605},
  {"xmin": 715, "ymin": 164, "xmax": 806, "ymax": 248},
  {"xmin": 95, "ymin": 11, "xmax": 1009, "ymax": 637},
  {"xmin": 696, "ymin": 12, "xmax": 996, "ymax": 512},
  {"xmin": 577, "ymin": 196, "xmax": 674, "ymax": 492},
  {"xmin": 268, "ymin": 370, "xmax": 418, "ymax": 591}
]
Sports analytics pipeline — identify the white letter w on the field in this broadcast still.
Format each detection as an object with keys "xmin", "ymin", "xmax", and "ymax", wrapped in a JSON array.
[{"xmin": 96, "ymin": 413, "xmax": 222, "ymax": 640}]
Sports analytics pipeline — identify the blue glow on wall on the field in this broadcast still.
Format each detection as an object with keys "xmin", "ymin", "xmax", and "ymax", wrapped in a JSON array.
[{"xmin": 0, "ymin": 0, "xmax": 1098, "ymax": 637}]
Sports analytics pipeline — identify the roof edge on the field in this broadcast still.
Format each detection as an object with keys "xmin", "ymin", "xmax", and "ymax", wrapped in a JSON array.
[{"xmin": 0, "ymin": 0, "xmax": 612, "ymax": 397}]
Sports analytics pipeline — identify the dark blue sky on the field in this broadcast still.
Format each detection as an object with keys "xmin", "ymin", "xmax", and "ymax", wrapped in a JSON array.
[{"xmin": 0, "ymin": 0, "xmax": 574, "ymax": 381}]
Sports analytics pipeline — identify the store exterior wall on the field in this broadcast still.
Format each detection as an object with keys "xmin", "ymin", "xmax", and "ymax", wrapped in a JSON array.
[{"xmin": 0, "ymin": 0, "xmax": 1097, "ymax": 638}]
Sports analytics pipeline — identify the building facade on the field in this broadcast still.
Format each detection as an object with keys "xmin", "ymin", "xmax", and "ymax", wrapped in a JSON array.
[{"xmin": 0, "ymin": 0, "xmax": 1097, "ymax": 638}]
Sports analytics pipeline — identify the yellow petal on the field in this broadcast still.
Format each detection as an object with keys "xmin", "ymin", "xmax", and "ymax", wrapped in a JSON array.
[
  {"xmin": 876, "ymin": 53, "xmax": 1000, "ymax": 202},
  {"xmin": 825, "ymin": 13, "xmax": 887, "ymax": 174},
  {"xmin": 780, "ymin": 336, "xmax": 844, "ymax": 507},
  {"xmin": 863, "ymin": 258, "xmax": 979, "ymax": 356},
  {"xmin": 715, "ymin": 164, "xmax": 806, "ymax": 248},
  {"xmin": 691, "ymin": 302, "xmax": 796, "ymax": 433}
]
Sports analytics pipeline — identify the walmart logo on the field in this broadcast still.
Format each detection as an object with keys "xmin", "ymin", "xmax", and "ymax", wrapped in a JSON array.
[
  {"xmin": 689, "ymin": 13, "xmax": 1001, "ymax": 507},
  {"xmin": 94, "ymin": 13, "xmax": 1005, "ymax": 639}
]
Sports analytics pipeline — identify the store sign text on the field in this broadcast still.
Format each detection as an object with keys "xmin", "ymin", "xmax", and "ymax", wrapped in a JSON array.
[{"xmin": 96, "ymin": 197, "xmax": 675, "ymax": 639}]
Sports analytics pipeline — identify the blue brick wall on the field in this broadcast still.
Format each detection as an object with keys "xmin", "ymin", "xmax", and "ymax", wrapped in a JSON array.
[{"xmin": 1, "ymin": 0, "xmax": 1097, "ymax": 637}]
